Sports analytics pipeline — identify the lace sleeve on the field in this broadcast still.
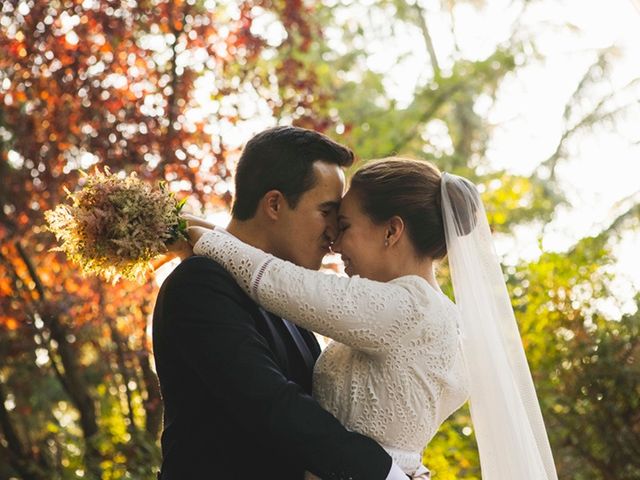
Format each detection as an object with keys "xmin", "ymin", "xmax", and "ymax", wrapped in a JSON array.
[{"xmin": 193, "ymin": 230, "xmax": 425, "ymax": 353}]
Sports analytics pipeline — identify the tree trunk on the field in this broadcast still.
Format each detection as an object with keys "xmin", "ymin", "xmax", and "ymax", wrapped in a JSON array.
[
  {"xmin": 14, "ymin": 242, "xmax": 103, "ymax": 479},
  {"xmin": 0, "ymin": 384, "xmax": 49, "ymax": 480},
  {"xmin": 139, "ymin": 348, "xmax": 163, "ymax": 439}
]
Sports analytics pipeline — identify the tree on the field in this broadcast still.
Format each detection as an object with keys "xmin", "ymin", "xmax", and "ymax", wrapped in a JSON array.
[
  {"xmin": 275, "ymin": 0, "xmax": 640, "ymax": 478},
  {"xmin": 0, "ymin": 1, "xmax": 328, "ymax": 478},
  {"xmin": 2, "ymin": 0, "xmax": 639, "ymax": 478}
]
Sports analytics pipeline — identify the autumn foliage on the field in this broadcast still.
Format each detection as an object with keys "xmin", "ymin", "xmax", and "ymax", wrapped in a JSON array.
[
  {"xmin": 0, "ymin": 1, "xmax": 329, "ymax": 478},
  {"xmin": 2, "ymin": 1, "xmax": 639, "ymax": 479}
]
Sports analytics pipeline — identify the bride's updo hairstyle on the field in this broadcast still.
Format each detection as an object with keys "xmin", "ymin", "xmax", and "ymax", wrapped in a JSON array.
[
  {"xmin": 349, "ymin": 157, "xmax": 448, "ymax": 259},
  {"xmin": 349, "ymin": 157, "xmax": 478, "ymax": 259}
]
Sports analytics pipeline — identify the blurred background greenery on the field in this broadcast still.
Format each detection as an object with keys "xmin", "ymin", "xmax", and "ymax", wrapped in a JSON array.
[{"xmin": 1, "ymin": 0, "xmax": 639, "ymax": 479}]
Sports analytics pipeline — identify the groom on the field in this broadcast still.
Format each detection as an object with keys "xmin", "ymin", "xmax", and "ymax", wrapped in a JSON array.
[{"xmin": 152, "ymin": 126, "xmax": 408, "ymax": 479}]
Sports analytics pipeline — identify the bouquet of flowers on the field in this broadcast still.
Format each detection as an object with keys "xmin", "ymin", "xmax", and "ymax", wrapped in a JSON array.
[{"xmin": 45, "ymin": 167, "xmax": 188, "ymax": 284}]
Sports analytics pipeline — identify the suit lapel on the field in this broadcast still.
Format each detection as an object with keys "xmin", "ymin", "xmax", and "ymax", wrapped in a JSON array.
[
  {"xmin": 298, "ymin": 327, "xmax": 321, "ymax": 360},
  {"xmin": 281, "ymin": 318, "xmax": 316, "ymax": 374},
  {"xmin": 257, "ymin": 307, "xmax": 291, "ymax": 375}
]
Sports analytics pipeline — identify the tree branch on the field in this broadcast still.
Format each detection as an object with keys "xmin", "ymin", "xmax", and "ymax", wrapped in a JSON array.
[
  {"xmin": 0, "ymin": 383, "xmax": 48, "ymax": 480},
  {"xmin": 157, "ymin": 0, "xmax": 186, "ymax": 177},
  {"xmin": 540, "ymin": 53, "xmax": 640, "ymax": 180},
  {"xmin": 139, "ymin": 346, "xmax": 163, "ymax": 439},
  {"xmin": 384, "ymin": 82, "xmax": 465, "ymax": 156},
  {"xmin": 413, "ymin": 1, "xmax": 440, "ymax": 76},
  {"xmin": 0, "ymin": 248, "xmax": 71, "ymax": 396},
  {"xmin": 110, "ymin": 322, "xmax": 138, "ymax": 434},
  {"xmin": 12, "ymin": 241, "xmax": 102, "ymax": 477}
]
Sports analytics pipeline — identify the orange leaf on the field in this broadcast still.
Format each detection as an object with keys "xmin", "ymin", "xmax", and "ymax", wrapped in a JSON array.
[{"xmin": 5, "ymin": 318, "xmax": 19, "ymax": 330}]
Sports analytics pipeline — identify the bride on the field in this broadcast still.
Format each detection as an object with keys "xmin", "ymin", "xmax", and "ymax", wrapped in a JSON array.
[{"xmin": 186, "ymin": 157, "xmax": 558, "ymax": 480}]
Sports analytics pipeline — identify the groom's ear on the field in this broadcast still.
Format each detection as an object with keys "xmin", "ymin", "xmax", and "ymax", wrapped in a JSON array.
[
  {"xmin": 386, "ymin": 216, "xmax": 405, "ymax": 247},
  {"xmin": 262, "ymin": 190, "xmax": 285, "ymax": 221}
]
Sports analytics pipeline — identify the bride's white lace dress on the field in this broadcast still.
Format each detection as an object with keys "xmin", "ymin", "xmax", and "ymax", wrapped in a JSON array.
[{"xmin": 193, "ymin": 230, "xmax": 469, "ymax": 477}]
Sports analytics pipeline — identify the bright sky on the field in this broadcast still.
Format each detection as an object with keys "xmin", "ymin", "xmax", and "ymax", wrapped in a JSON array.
[
  {"xmin": 166, "ymin": 0, "xmax": 640, "ymax": 316},
  {"xmin": 335, "ymin": 0, "xmax": 640, "ymax": 316},
  {"xmin": 467, "ymin": 0, "xmax": 640, "ymax": 315},
  {"xmin": 352, "ymin": 0, "xmax": 640, "ymax": 258},
  {"xmin": 456, "ymin": 0, "xmax": 640, "ymax": 316}
]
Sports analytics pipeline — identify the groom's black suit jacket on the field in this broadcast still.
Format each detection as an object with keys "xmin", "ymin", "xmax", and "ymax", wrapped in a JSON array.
[{"xmin": 152, "ymin": 255, "xmax": 393, "ymax": 480}]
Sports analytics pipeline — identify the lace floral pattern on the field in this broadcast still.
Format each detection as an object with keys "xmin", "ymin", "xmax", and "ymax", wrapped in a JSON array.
[{"xmin": 193, "ymin": 230, "xmax": 469, "ymax": 474}]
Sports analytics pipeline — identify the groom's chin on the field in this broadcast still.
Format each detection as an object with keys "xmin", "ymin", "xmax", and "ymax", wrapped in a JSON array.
[
  {"xmin": 305, "ymin": 251, "xmax": 328, "ymax": 271},
  {"xmin": 291, "ymin": 242, "xmax": 332, "ymax": 270},
  {"xmin": 308, "ymin": 257, "xmax": 325, "ymax": 271}
]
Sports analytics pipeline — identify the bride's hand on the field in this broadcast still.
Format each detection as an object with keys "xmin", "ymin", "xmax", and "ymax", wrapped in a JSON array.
[
  {"xmin": 163, "ymin": 237, "xmax": 193, "ymax": 261},
  {"xmin": 186, "ymin": 225, "xmax": 210, "ymax": 247},
  {"xmin": 160, "ymin": 214, "xmax": 214, "ymax": 262},
  {"xmin": 181, "ymin": 212, "xmax": 217, "ymax": 230}
]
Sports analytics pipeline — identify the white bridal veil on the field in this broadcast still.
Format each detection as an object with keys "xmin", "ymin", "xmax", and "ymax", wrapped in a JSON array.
[{"xmin": 440, "ymin": 173, "xmax": 558, "ymax": 480}]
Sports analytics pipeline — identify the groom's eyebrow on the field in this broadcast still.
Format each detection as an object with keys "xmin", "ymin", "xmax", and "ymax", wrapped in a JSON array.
[{"xmin": 319, "ymin": 200, "xmax": 340, "ymax": 210}]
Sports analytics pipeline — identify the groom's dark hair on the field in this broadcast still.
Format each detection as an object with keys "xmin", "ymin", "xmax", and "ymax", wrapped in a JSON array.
[{"xmin": 231, "ymin": 126, "xmax": 355, "ymax": 220}]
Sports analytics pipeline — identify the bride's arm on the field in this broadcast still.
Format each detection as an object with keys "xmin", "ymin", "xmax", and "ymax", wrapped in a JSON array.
[{"xmin": 193, "ymin": 229, "xmax": 423, "ymax": 353}]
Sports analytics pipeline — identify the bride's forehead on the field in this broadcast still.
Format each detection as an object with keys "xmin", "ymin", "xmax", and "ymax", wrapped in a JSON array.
[{"xmin": 338, "ymin": 190, "xmax": 360, "ymax": 212}]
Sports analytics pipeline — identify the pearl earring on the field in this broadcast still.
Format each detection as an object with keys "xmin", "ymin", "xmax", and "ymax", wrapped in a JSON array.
[{"xmin": 384, "ymin": 239, "xmax": 389, "ymax": 247}]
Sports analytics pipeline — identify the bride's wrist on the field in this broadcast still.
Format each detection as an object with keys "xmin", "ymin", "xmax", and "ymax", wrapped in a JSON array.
[{"xmin": 187, "ymin": 226, "xmax": 213, "ymax": 248}]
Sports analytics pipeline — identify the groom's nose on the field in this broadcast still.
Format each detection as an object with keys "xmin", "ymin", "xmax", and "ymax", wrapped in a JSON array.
[
  {"xmin": 331, "ymin": 236, "xmax": 343, "ymax": 254},
  {"xmin": 323, "ymin": 228, "xmax": 337, "ymax": 246},
  {"xmin": 324, "ymin": 215, "xmax": 339, "ymax": 243}
]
